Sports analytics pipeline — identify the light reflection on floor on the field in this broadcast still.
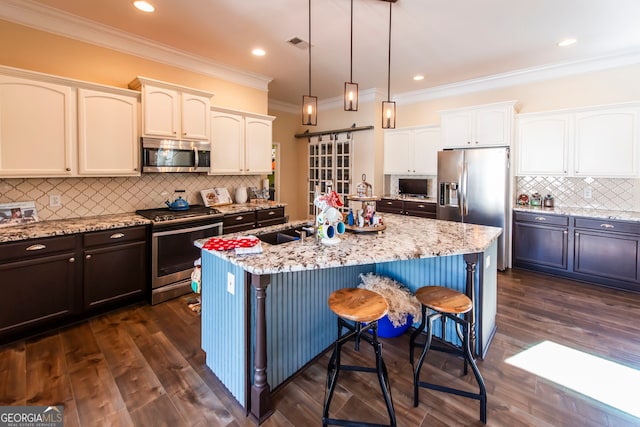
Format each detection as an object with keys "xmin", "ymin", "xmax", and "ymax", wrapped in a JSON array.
[{"xmin": 505, "ymin": 340, "xmax": 640, "ymax": 419}]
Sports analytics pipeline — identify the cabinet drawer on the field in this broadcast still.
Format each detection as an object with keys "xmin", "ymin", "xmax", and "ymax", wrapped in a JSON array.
[
  {"xmin": 257, "ymin": 207, "xmax": 285, "ymax": 221},
  {"xmin": 83, "ymin": 226, "xmax": 147, "ymax": 247},
  {"xmin": 403, "ymin": 201, "xmax": 436, "ymax": 213},
  {"xmin": 223, "ymin": 212, "xmax": 257, "ymax": 227},
  {"xmin": 0, "ymin": 235, "xmax": 78, "ymax": 262},
  {"xmin": 376, "ymin": 199, "xmax": 404, "ymax": 214},
  {"xmin": 513, "ymin": 211, "xmax": 568, "ymax": 226},
  {"xmin": 574, "ymin": 217, "xmax": 640, "ymax": 235}
]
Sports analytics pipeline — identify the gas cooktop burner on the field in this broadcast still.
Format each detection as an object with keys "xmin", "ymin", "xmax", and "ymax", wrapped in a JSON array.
[{"xmin": 136, "ymin": 204, "xmax": 222, "ymax": 223}]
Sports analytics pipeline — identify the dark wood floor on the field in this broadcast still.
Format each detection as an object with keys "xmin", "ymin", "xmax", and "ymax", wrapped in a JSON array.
[{"xmin": 1, "ymin": 269, "xmax": 640, "ymax": 426}]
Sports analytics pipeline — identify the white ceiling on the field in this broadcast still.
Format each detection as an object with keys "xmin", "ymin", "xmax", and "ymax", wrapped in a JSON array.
[{"xmin": 7, "ymin": 0, "xmax": 640, "ymax": 106}]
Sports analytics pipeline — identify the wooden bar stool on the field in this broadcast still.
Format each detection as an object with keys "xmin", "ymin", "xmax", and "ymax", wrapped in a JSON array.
[
  {"xmin": 323, "ymin": 288, "xmax": 397, "ymax": 427},
  {"xmin": 409, "ymin": 286, "xmax": 487, "ymax": 424}
]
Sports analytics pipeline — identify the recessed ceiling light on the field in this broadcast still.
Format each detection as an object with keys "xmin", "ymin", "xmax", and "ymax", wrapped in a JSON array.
[
  {"xmin": 252, "ymin": 48, "xmax": 266, "ymax": 57},
  {"xmin": 557, "ymin": 38, "xmax": 577, "ymax": 47},
  {"xmin": 413, "ymin": 75, "xmax": 425, "ymax": 81},
  {"xmin": 133, "ymin": 1, "xmax": 155, "ymax": 13}
]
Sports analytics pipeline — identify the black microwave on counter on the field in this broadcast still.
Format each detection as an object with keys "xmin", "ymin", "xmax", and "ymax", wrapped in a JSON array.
[{"xmin": 141, "ymin": 137, "xmax": 211, "ymax": 172}]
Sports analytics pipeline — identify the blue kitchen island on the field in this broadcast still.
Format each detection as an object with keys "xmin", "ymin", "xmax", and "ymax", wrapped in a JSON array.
[{"xmin": 195, "ymin": 213, "xmax": 501, "ymax": 424}]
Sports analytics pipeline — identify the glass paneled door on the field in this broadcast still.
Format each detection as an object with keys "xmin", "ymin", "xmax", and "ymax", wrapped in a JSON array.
[{"xmin": 308, "ymin": 134, "xmax": 352, "ymax": 216}]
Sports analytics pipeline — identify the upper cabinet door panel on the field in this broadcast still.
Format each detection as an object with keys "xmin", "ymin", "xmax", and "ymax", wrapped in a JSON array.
[
  {"xmin": 441, "ymin": 112, "xmax": 472, "ymax": 148},
  {"xmin": 142, "ymin": 86, "xmax": 180, "ymax": 138},
  {"xmin": 244, "ymin": 117, "xmax": 272, "ymax": 174},
  {"xmin": 210, "ymin": 111, "xmax": 244, "ymax": 174},
  {"xmin": 181, "ymin": 93, "xmax": 210, "ymax": 140},
  {"xmin": 77, "ymin": 88, "xmax": 139, "ymax": 176},
  {"xmin": 383, "ymin": 130, "xmax": 412, "ymax": 174},
  {"xmin": 517, "ymin": 115, "xmax": 570, "ymax": 175},
  {"xmin": 413, "ymin": 127, "xmax": 440, "ymax": 175},
  {"xmin": 574, "ymin": 108, "xmax": 638, "ymax": 177},
  {"xmin": 474, "ymin": 108, "xmax": 509, "ymax": 146},
  {"xmin": 0, "ymin": 76, "xmax": 74, "ymax": 177}
]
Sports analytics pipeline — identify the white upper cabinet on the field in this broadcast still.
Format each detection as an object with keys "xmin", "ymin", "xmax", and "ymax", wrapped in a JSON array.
[
  {"xmin": 516, "ymin": 114, "xmax": 570, "ymax": 175},
  {"xmin": 574, "ymin": 107, "xmax": 638, "ymax": 177},
  {"xmin": 130, "ymin": 77, "xmax": 212, "ymax": 141},
  {"xmin": 77, "ymin": 88, "xmax": 140, "ymax": 176},
  {"xmin": 516, "ymin": 103, "xmax": 639, "ymax": 178},
  {"xmin": 0, "ymin": 74, "xmax": 74, "ymax": 177},
  {"xmin": 384, "ymin": 126, "xmax": 440, "ymax": 175},
  {"xmin": 210, "ymin": 107, "xmax": 274, "ymax": 175},
  {"xmin": 0, "ymin": 66, "xmax": 141, "ymax": 178},
  {"xmin": 440, "ymin": 101, "xmax": 517, "ymax": 148}
]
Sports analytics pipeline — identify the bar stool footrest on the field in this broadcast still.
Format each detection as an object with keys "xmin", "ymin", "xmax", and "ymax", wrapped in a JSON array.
[
  {"xmin": 323, "ymin": 417, "xmax": 394, "ymax": 427},
  {"xmin": 417, "ymin": 381, "xmax": 484, "ymax": 401}
]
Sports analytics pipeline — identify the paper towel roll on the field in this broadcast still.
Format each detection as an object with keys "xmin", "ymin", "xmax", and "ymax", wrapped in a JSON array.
[{"xmin": 262, "ymin": 178, "xmax": 269, "ymax": 190}]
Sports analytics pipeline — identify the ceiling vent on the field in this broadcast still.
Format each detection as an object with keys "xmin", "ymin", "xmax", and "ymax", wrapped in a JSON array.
[{"xmin": 286, "ymin": 36, "xmax": 310, "ymax": 50}]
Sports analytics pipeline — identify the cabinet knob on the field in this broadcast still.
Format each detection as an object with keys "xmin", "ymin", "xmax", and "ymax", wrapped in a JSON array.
[
  {"xmin": 134, "ymin": 168, "xmax": 138, "ymax": 171},
  {"xmin": 563, "ymin": 231, "xmax": 568, "ymax": 235},
  {"xmin": 575, "ymin": 232, "xmax": 580, "ymax": 237},
  {"xmin": 86, "ymin": 254, "xmax": 92, "ymax": 260},
  {"xmin": 534, "ymin": 216, "xmax": 546, "ymax": 221},
  {"xmin": 69, "ymin": 257, "xmax": 75, "ymax": 263},
  {"xmin": 475, "ymin": 141, "xmax": 479, "ymax": 144},
  {"xmin": 26, "ymin": 244, "xmax": 46, "ymax": 251},
  {"xmin": 66, "ymin": 168, "xmax": 71, "ymax": 172},
  {"xmin": 467, "ymin": 141, "xmax": 471, "ymax": 144}
]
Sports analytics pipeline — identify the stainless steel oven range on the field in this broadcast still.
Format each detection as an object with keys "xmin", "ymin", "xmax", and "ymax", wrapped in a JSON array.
[{"xmin": 136, "ymin": 205, "xmax": 223, "ymax": 304}]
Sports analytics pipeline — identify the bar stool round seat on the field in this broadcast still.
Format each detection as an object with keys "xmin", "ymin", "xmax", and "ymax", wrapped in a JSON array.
[
  {"xmin": 409, "ymin": 286, "xmax": 487, "ymax": 424},
  {"xmin": 328, "ymin": 288, "xmax": 389, "ymax": 322},
  {"xmin": 323, "ymin": 288, "xmax": 397, "ymax": 427}
]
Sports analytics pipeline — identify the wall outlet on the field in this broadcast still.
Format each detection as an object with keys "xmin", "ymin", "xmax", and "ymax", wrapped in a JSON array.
[
  {"xmin": 49, "ymin": 194, "xmax": 62, "ymax": 207},
  {"xmin": 584, "ymin": 187, "xmax": 593, "ymax": 199},
  {"xmin": 227, "ymin": 272, "xmax": 235, "ymax": 295}
]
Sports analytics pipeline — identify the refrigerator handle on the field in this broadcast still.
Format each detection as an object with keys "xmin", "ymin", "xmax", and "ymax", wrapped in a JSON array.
[{"xmin": 462, "ymin": 161, "xmax": 469, "ymax": 216}]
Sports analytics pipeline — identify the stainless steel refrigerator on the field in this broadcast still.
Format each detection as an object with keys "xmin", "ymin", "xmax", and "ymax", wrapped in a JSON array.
[{"xmin": 437, "ymin": 147, "xmax": 510, "ymax": 271}]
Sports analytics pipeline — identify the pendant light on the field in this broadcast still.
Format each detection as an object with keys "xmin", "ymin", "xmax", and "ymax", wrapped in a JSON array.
[
  {"xmin": 381, "ymin": 0, "xmax": 396, "ymax": 129},
  {"xmin": 302, "ymin": 0, "xmax": 317, "ymax": 126},
  {"xmin": 344, "ymin": 0, "xmax": 358, "ymax": 111}
]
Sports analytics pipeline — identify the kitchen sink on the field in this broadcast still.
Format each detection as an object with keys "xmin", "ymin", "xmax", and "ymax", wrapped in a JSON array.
[{"xmin": 256, "ymin": 225, "xmax": 313, "ymax": 245}]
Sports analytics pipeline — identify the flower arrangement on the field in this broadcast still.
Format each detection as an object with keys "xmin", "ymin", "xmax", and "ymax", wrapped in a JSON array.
[{"xmin": 357, "ymin": 273, "xmax": 422, "ymax": 327}]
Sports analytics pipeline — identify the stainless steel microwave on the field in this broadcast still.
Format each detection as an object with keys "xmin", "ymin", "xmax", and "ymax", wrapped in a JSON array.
[{"xmin": 141, "ymin": 137, "xmax": 211, "ymax": 173}]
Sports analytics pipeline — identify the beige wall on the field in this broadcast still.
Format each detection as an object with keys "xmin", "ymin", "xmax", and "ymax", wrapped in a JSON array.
[
  {"xmin": 0, "ymin": 20, "xmax": 268, "ymax": 113},
  {"xmin": 270, "ymin": 110, "xmax": 308, "ymax": 221},
  {"xmin": 397, "ymin": 63, "xmax": 640, "ymax": 126}
]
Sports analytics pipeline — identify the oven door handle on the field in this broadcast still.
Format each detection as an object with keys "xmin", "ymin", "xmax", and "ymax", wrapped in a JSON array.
[{"xmin": 153, "ymin": 221, "xmax": 223, "ymax": 237}]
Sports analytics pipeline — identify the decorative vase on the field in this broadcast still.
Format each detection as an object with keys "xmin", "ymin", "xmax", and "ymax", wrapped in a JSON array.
[{"xmin": 235, "ymin": 187, "xmax": 248, "ymax": 204}]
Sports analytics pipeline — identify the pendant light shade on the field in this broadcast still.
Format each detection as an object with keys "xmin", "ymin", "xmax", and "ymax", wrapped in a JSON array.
[
  {"xmin": 302, "ymin": 0, "xmax": 317, "ymax": 126},
  {"xmin": 344, "ymin": 0, "xmax": 358, "ymax": 111},
  {"xmin": 381, "ymin": 0, "xmax": 396, "ymax": 129},
  {"xmin": 302, "ymin": 95, "xmax": 317, "ymax": 126}
]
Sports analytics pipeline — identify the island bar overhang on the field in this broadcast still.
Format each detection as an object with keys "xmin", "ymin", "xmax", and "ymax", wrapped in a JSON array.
[{"xmin": 196, "ymin": 214, "xmax": 501, "ymax": 424}]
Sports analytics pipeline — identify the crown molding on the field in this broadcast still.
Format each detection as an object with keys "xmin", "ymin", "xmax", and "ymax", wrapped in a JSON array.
[
  {"xmin": 394, "ymin": 49, "xmax": 640, "ymax": 105},
  {"xmin": 0, "ymin": 0, "xmax": 272, "ymax": 91}
]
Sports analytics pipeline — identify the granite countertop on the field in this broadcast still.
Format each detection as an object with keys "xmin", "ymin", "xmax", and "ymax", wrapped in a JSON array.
[
  {"xmin": 0, "ymin": 202, "xmax": 287, "ymax": 244},
  {"xmin": 0, "ymin": 213, "xmax": 151, "ymax": 243},
  {"xmin": 195, "ymin": 213, "xmax": 502, "ymax": 275},
  {"xmin": 513, "ymin": 205, "xmax": 640, "ymax": 222}
]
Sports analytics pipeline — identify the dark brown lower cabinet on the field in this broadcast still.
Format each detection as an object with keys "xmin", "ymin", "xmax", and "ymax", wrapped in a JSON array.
[
  {"xmin": 0, "ymin": 235, "xmax": 80, "ymax": 341},
  {"xmin": 0, "ymin": 226, "xmax": 148, "ymax": 342},
  {"xmin": 83, "ymin": 227, "xmax": 147, "ymax": 310},
  {"xmin": 513, "ymin": 211, "xmax": 640, "ymax": 292},
  {"xmin": 513, "ymin": 222, "xmax": 568, "ymax": 270},
  {"xmin": 376, "ymin": 198, "xmax": 436, "ymax": 218}
]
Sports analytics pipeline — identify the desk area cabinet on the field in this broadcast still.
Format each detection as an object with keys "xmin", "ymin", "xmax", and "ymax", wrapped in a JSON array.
[{"xmin": 377, "ymin": 198, "xmax": 436, "ymax": 219}]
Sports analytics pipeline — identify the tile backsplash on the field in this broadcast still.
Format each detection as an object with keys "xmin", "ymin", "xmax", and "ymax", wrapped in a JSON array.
[
  {"xmin": 516, "ymin": 176, "xmax": 638, "ymax": 211},
  {"xmin": 0, "ymin": 174, "xmax": 262, "ymax": 220}
]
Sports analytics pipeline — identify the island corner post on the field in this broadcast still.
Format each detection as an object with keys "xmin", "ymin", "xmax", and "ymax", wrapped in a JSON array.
[{"xmin": 249, "ymin": 272, "xmax": 273, "ymax": 424}]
